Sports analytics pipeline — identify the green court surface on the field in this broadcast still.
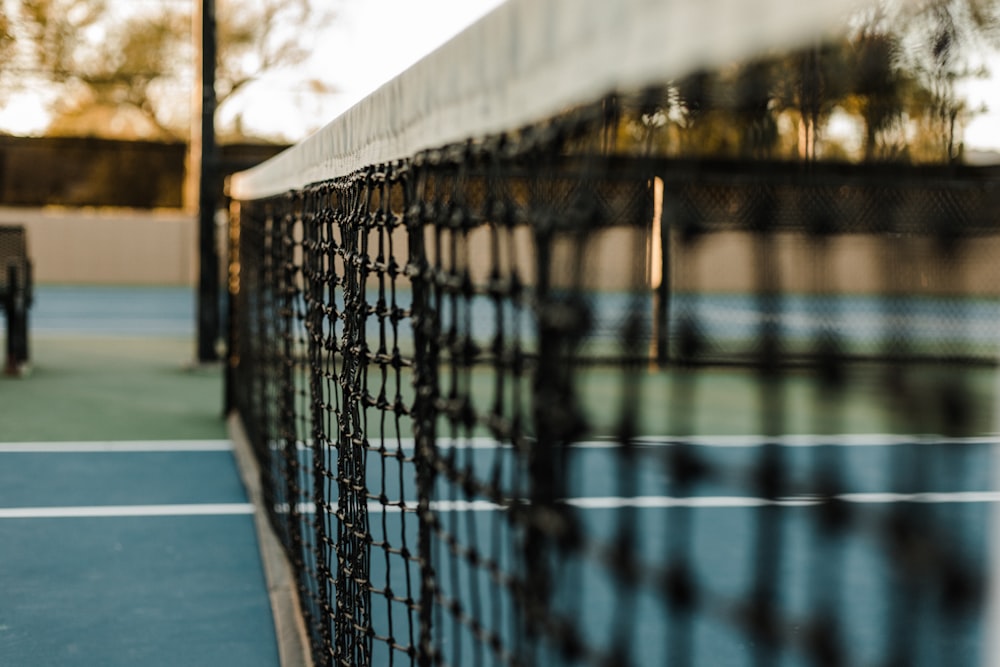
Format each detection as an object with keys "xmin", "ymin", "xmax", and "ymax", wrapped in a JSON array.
[
  {"xmin": 0, "ymin": 336, "xmax": 225, "ymax": 442},
  {"xmin": 573, "ymin": 364, "xmax": 999, "ymax": 437},
  {"xmin": 315, "ymin": 362, "xmax": 999, "ymax": 441}
]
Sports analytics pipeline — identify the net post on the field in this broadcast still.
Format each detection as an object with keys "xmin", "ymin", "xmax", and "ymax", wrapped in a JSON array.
[{"xmin": 655, "ymin": 178, "xmax": 673, "ymax": 366}]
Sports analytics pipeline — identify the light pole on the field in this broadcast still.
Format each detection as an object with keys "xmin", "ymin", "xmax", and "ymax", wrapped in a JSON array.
[{"xmin": 195, "ymin": 0, "xmax": 219, "ymax": 362}]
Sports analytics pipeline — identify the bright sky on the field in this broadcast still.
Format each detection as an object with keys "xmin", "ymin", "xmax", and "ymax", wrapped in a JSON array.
[
  {"xmin": 0, "ymin": 93, "xmax": 51, "ymax": 136},
  {"xmin": 0, "ymin": 0, "xmax": 998, "ymax": 153},
  {"xmin": 238, "ymin": 0, "xmax": 1000, "ymax": 151},
  {"xmin": 0, "ymin": 0, "xmax": 506, "ymax": 140},
  {"xmin": 218, "ymin": 0, "xmax": 507, "ymax": 141},
  {"xmin": 958, "ymin": 56, "xmax": 1000, "ymax": 156}
]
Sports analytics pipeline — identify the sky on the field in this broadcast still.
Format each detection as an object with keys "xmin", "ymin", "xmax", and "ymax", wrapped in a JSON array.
[
  {"xmin": 217, "ymin": 0, "xmax": 506, "ymax": 141},
  {"xmin": 958, "ymin": 60, "xmax": 1000, "ymax": 155},
  {"xmin": 236, "ymin": 0, "xmax": 1000, "ymax": 151},
  {"xmin": 0, "ymin": 0, "xmax": 506, "ymax": 141},
  {"xmin": 0, "ymin": 0, "xmax": 998, "ymax": 152}
]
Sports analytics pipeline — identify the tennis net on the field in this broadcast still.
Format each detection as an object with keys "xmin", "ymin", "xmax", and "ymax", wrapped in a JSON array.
[{"xmin": 226, "ymin": 0, "xmax": 1000, "ymax": 665}]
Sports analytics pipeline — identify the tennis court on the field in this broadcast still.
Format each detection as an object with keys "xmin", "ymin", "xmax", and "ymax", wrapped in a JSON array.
[
  {"xmin": 222, "ymin": 0, "xmax": 1000, "ymax": 665},
  {"xmin": 0, "ymin": 287, "xmax": 280, "ymax": 666},
  {"xmin": 234, "ymin": 350, "xmax": 1000, "ymax": 666},
  {"xmin": 259, "ymin": 429, "xmax": 998, "ymax": 667},
  {"xmin": 0, "ymin": 441, "xmax": 276, "ymax": 667},
  {"xmin": 4, "ymin": 0, "xmax": 1000, "ymax": 665}
]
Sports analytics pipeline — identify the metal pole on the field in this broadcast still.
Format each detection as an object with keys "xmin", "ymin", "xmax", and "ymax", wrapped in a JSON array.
[{"xmin": 197, "ymin": 0, "xmax": 220, "ymax": 362}]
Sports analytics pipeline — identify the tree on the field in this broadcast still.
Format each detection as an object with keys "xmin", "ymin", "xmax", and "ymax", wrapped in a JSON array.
[
  {"xmin": 0, "ymin": 10, "xmax": 15, "ymax": 115},
  {"xmin": 852, "ymin": 15, "xmax": 910, "ymax": 161},
  {"xmin": 653, "ymin": 0, "xmax": 999, "ymax": 164},
  {"xmin": 0, "ymin": 8, "xmax": 15, "ymax": 67},
  {"xmin": 35, "ymin": 3, "xmax": 190, "ymax": 139},
  {"xmin": 896, "ymin": 0, "xmax": 1000, "ymax": 160},
  {"xmin": 6, "ymin": 0, "xmax": 334, "ymax": 141}
]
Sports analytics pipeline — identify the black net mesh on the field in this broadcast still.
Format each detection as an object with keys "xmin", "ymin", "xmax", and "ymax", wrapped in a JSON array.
[{"xmin": 228, "ymin": 69, "xmax": 1000, "ymax": 667}]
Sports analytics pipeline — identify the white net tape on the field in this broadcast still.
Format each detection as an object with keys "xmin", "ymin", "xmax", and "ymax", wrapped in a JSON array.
[{"xmin": 229, "ymin": 0, "xmax": 869, "ymax": 200}]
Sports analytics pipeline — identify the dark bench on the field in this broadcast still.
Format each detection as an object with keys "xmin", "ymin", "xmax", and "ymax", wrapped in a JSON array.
[{"xmin": 0, "ymin": 225, "xmax": 33, "ymax": 375}]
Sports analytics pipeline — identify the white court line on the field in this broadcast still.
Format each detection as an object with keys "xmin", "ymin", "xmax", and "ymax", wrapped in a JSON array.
[
  {"xmin": 277, "ymin": 490, "xmax": 1000, "ymax": 516},
  {"xmin": 0, "ymin": 503, "xmax": 255, "ymax": 519},
  {"xmin": 567, "ymin": 492, "xmax": 1000, "ymax": 508},
  {"xmin": 278, "ymin": 500, "xmax": 499, "ymax": 515},
  {"xmin": 274, "ymin": 434, "xmax": 1000, "ymax": 453},
  {"xmin": 0, "ymin": 440, "xmax": 233, "ymax": 453},
  {"xmin": 630, "ymin": 434, "xmax": 1000, "ymax": 448}
]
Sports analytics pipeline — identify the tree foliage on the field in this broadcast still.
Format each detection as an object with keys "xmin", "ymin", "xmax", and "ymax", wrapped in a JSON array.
[
  {"xmin": 619, "ymin": 0, "xmax": 1000, "ymax": 164},
  {"xmin": 0, "ymin": 10, "xmax": 15, "ymax": 71},
  {"xmin": 5, "ymin": 0, "xmax": 334, "ymax": 140}
]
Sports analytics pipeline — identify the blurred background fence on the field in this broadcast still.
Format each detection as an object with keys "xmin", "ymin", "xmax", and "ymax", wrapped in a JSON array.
[{"xmin": 0, "ymin": 137, "xmax": 286, "ymax": 209}]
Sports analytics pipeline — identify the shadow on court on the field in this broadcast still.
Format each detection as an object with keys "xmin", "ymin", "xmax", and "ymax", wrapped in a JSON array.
[{"xmin": 0, "ymin": 286, "xmax": 278, "ymax": 667}]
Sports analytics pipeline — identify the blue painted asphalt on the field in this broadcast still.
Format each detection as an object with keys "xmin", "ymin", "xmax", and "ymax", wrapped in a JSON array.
[
  {"xmin": 29, "ymin": 286, "xmax": 197, "ymax": 337},
  {"xmin": 0, "ymin": 443, "xmax": 278, "ymax": 667},
  {"xmin": 281, "ymin": 435, "xmax": 997, "ymax": 667}
]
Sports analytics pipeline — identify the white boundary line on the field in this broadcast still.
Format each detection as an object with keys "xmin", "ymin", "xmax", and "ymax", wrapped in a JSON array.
[
  {"xmin": 278, "ymin": 491, "xmax": 1000, "ymax": 516},
  {"xmin": 273, "ymin": 434, "xmax": 1000, "ymax": 453},
  {"xmin": 0, "ymin": 503, "xmax": 255, "ymax": 519},
  {"xmin": 630, "ymin": 434, "xmax": 1000, "ymax": 448},
  {"xmin": 0, "ymin": 440, "xmax": 234, "ymax": 453}
]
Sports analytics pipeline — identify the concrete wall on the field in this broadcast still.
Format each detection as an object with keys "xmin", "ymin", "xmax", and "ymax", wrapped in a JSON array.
[
  {"xmin": 434, "ymin": 224, "xmax": 1000, "ymax": 297},
  {"xmin": 8, "ymin": 202, "xmax": 997, "ymax": 295},
  {"xmin": 669, "ymin": 230, "xmax": 1000, "ymax": 297},
  {"xmin": 0, "ymin": 207, "xmax": 198, "ymax": 285}
]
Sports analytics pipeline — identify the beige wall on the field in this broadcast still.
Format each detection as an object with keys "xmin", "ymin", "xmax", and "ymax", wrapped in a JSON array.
[
  {"xmin": 669, "ymin": 230, "xmax": 1000, "ymax": 297},
  {"xmin": 431, "ymin": 225, "xmax": 1000, "ymax": 297},
  {"xmin": 0, "ymin": 207, "xmax": 198, "ymax": 285},
  {"xmin": 13, "ymin": 203, "xmax": 993, "ymax": 295}
]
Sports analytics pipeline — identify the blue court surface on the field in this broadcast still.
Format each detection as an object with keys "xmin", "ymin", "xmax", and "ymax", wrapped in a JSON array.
[
  {"xmin": 7, "ymin": 285, "xmax": 1000, "ymax": 665},
  {"xmin": 0, "ymin": 441, "xmax": 278, "ymax": 667},
  {"xmin": 29, "ymin": 286, "xmax": 197, "ymax": 337},
  {"xmin": 275, "ymin": 433, "xmax": 1000, "ymax": 666}
]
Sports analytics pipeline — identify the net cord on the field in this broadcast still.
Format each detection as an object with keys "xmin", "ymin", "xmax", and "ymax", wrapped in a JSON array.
[{"xmin": 229, "ymin": 0, "xmax": 869, "ymax": 200}]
